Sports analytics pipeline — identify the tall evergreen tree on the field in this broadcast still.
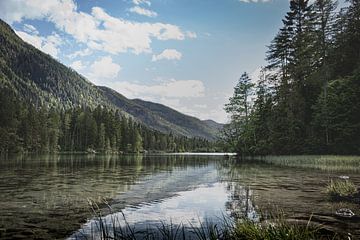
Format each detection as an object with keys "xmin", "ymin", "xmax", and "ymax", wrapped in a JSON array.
[{"xmin": 224, "ymin": 72, "xmax": 254, "ymax": 154}]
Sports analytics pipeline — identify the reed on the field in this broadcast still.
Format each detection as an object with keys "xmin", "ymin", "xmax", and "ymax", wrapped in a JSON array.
[
  {"xmin": 326, "ymin": 179, "xmax": 357, "ymax": 198},
  {"xmin": 254, "ymin": 155, "xmax": 360, "ymax": 172},
  {"xmin": 71, "ymin": 200, "xmax": 339, "ymax": 240}
]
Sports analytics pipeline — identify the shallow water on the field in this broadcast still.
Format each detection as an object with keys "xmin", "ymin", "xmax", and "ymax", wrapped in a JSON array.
[{"xmin": 0, "ymin": 154, "xmax": 359, "ymax": 239}]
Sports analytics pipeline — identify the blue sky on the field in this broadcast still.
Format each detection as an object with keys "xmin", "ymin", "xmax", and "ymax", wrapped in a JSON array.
[{"xmin": 0, "ymin": 0, "xmax": 293, "ymax": 123}]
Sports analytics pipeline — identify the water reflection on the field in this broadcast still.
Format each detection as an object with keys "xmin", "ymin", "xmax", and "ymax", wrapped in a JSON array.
[
  {"xmin": 0, "ymin": 154, "xmax": 359, "ymax": 239},
  {"xmin": 220, "ymin": 161, "xmax": 360, "ymax": 237},
  {"xmin": 225, "ymin": 184, "xmax": 259, "ymax": 221},
  {"xmin": 0, "ymin": 154, "xmax": 223, "ymax": 239},
  {"xmin": 70, "ymin": 186, "xmax": 261, "ymax": 239},
  {"xmin": 69, "ymin": 183, "xmax": 232, "ymax": 240}
]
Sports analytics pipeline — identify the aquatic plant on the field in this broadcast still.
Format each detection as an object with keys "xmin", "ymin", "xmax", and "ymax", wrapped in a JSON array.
[
  {"xmin": 71, "ymin": 200, "xmax": 339, "ymax": 240},
  {"xmin": 326, "ymin": 179, "xmax": 358, "ymax": 198},
  {"xmin": 253, "ymin": 155, "xmax": 360, "ymax": 172},
  {"xmin": 233, "ymin": 219, "xmax": 319, "ymax": 240}
]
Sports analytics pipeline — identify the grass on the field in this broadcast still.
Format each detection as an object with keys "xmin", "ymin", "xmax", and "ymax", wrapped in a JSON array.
[
  {"xmin": 232, "ymin": 219, "xmax": 325, "ymax": 240},
  {"xmin": 71, "ymin": 200, "xmax": 339, "ymax": 240},
  {"xmin": 326, "ymin": 179, "xmax": 358, "ymax": 198},
  {"xmin": 253, "ymin": 155, "xmax": 360, "ymax": 172}
]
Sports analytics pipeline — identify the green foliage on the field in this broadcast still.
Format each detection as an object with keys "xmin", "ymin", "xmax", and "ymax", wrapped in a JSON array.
[
  {"xmin": 0, "ymin": 90, "xmax": 215, "ymax": 154},
  {"xmin": 224, "ymin": 0, "xmax": 360, "ymax": 155},
  {"xmin": 232, "ymin": 219, "xmax": 321, "ymax": 240},
  {"xmin": 224, "ymin": 72, "xmax": 255, "ymax": 155},
  {"xmin": 313, "ymin": 76, "xmax": 360, "ymax": 154}
]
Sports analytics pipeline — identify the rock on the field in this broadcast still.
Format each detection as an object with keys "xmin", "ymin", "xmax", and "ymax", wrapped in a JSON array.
[
  {"xmin": 335, "ymin": 208, "xmax": 355, "ymax": 218},
  {"xmin": 339, "ymin": 175, "xmax": 350, "ymax": 180}
]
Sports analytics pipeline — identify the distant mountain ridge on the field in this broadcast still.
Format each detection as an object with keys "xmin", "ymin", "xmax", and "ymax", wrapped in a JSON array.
[
  {"xmin": 99, "ymin": 86, "xmax": 219, "ymax": 140},
  {"xmin": 0, "ymin": 19, "xmax": 222, "ymax": 140}
]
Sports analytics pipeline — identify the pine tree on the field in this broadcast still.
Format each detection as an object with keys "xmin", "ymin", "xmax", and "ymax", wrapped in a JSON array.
[
  {"xmin": 312, "ymin": 0, "xmax": 338, "ymax": 145},
  {"xmin": 97, "ymin": 123, "xmax": 106, "ymax": 152},
  {"xmin": 224, "ymin": 72, "xmax": 254, "ymax": 154},
  {"xmin": 48, "ymin": 109, "xmax": 60, "ymax": 152}
]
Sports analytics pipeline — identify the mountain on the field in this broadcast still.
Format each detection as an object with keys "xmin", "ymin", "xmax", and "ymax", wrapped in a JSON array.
[
  {"xmin": 133, "ymin": 99, "xmax": 220, "ymax": 140},
  {"xmin": 202, "ymin": 120, "xmax": 224, "ymax": 131},
  {"xmin": 0, "ymin": 20, "xmax": 113, "ymax": 111},
  {"xmin": 0, "ymin": 19, "xmax": 222, "ymax": 140},
  {"xmin": 100, "ymin": 85, "xmax": 220, "ymax": 140}
]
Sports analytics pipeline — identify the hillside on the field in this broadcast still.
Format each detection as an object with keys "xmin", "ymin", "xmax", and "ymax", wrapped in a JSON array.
[
  {"xmin": 202, "ymin": 120, "xmax": 224, "ymax": 131},
  {"xmin": 133, "ymin": 99, "xmax": 220, "ymax": 140},
  {"xmin": 0, "ymin": 20, "xmax": 112, "ymax": 111},
  {"xmin": 0, "ymin": 19, "xmax": 221, "ymax": 140},
  {"xmin": 100, "ymin": 86, "xmax": 220, "ymax": 140}
]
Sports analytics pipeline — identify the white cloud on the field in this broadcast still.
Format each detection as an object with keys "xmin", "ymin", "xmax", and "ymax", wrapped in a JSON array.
[
  {"xmin": 70, "ymin": 60, "xmax": 85, "ymax": 72},
  {"xmin": 16, "ymin": 30, "xmax": 42, "ymax": 49},
  {"xmin": 106, "ymin": 79, "xmax": 228, "ymax": 122},
  {"xmin": 186, "ymin": 31, "xmax": 197, "ymax": 39},
  {"xmin": 152, "ymin": 49, "xmax": 182, "ymax": 62},
  {"xmin": 249, "ymin": 67, "xmax": 262, "ymax": 83},
  {"xmin": 0, "ymin": 0, "xmax": 191, "ymax": 55},
  {"xmin": 176, "ymin": 104, "xmax": 226, "ymax": 123},
  {"xmin": 133, "ymin": 0, "xmax": 151, "ymax": 6},
  {"xmin": 88, "ymin": 56, "xmax": 121, "ymax": 84},
  {"xmin": 249, "ymin": 66, "xmax": 277, "ymax": 85},
  {"xmin": 16, "ymin": 30, "xmax": 62, "ymax": 58},
  {"xmin": 68, "ymin": 48, "xmax": 92, "ymax": 59},
  {"xmin": 129, "ymin": 6, "xmax": 157, "ymax": 17},
  {"xmin": 110, "ymin": 79, "xmax": 204, "ymax": 99},
  {"xmin": 23, "ymin": 23, "xmax": 39, "ymax": 34},
  {"xmin": 0, "ymin": 0, "xmax": 56, "ymax": 23}
]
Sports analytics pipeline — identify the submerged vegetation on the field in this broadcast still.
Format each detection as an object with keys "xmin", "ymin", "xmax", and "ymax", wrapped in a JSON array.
[{"xmin": 223, "ymin": 0, "xmax": 360, "ymax": 155}]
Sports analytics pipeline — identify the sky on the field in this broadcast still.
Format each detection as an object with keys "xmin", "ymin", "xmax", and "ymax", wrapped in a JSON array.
[{"xmin": 0, "ymin": 0, "xmax": 293, "ymax": 123}]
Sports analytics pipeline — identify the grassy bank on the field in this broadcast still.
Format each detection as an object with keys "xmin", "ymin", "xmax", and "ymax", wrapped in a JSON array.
[{"xmin": 252, "ymin": 155, "xmax": 360, "ymax": 172}]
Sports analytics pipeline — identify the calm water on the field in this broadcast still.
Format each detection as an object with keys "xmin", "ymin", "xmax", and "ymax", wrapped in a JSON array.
[{"xmin": 0, "ymin": 154, "xmax": 359, "ymax": 239}]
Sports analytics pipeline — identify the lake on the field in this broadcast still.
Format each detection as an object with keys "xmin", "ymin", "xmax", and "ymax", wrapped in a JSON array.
[{"xmin": 0, "ymin": 154, "xmax": 359, "ymax": 239}]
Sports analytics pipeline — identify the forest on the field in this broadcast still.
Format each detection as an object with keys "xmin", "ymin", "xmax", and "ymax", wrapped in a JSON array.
[
  {"xmin": 224, "ymin": 0, "xmax": 360, "ymax": 155},
  {"xmin": 0, "ymin": 88, "xmax": 214, "ymax": 154}
]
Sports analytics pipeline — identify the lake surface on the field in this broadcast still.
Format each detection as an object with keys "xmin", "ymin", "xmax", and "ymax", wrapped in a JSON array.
[{"xmin": 0, "ymin": 154, "xmax": 359, "ymax": 239}]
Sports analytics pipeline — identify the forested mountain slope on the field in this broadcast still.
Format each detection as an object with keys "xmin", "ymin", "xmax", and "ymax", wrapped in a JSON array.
[
  {"xmin": 133, "ymin": 98, "xmax": 220, "ymax": 140},
  {"xmin": 99, "ymin": 87, "xmax": 217, "ymax": 140},
  {"xmin": 0, "ymin": 19, "xmax": 112, "ymax": 110},
  {"xmin": 0, "ymin": 19, "xmax": 221, "ymax": 141}
]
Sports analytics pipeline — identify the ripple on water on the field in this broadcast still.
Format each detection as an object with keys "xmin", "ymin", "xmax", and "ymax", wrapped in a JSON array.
[{"xmin": 0, "ymin": 154, "xmax": 359, "ymax": 239}]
